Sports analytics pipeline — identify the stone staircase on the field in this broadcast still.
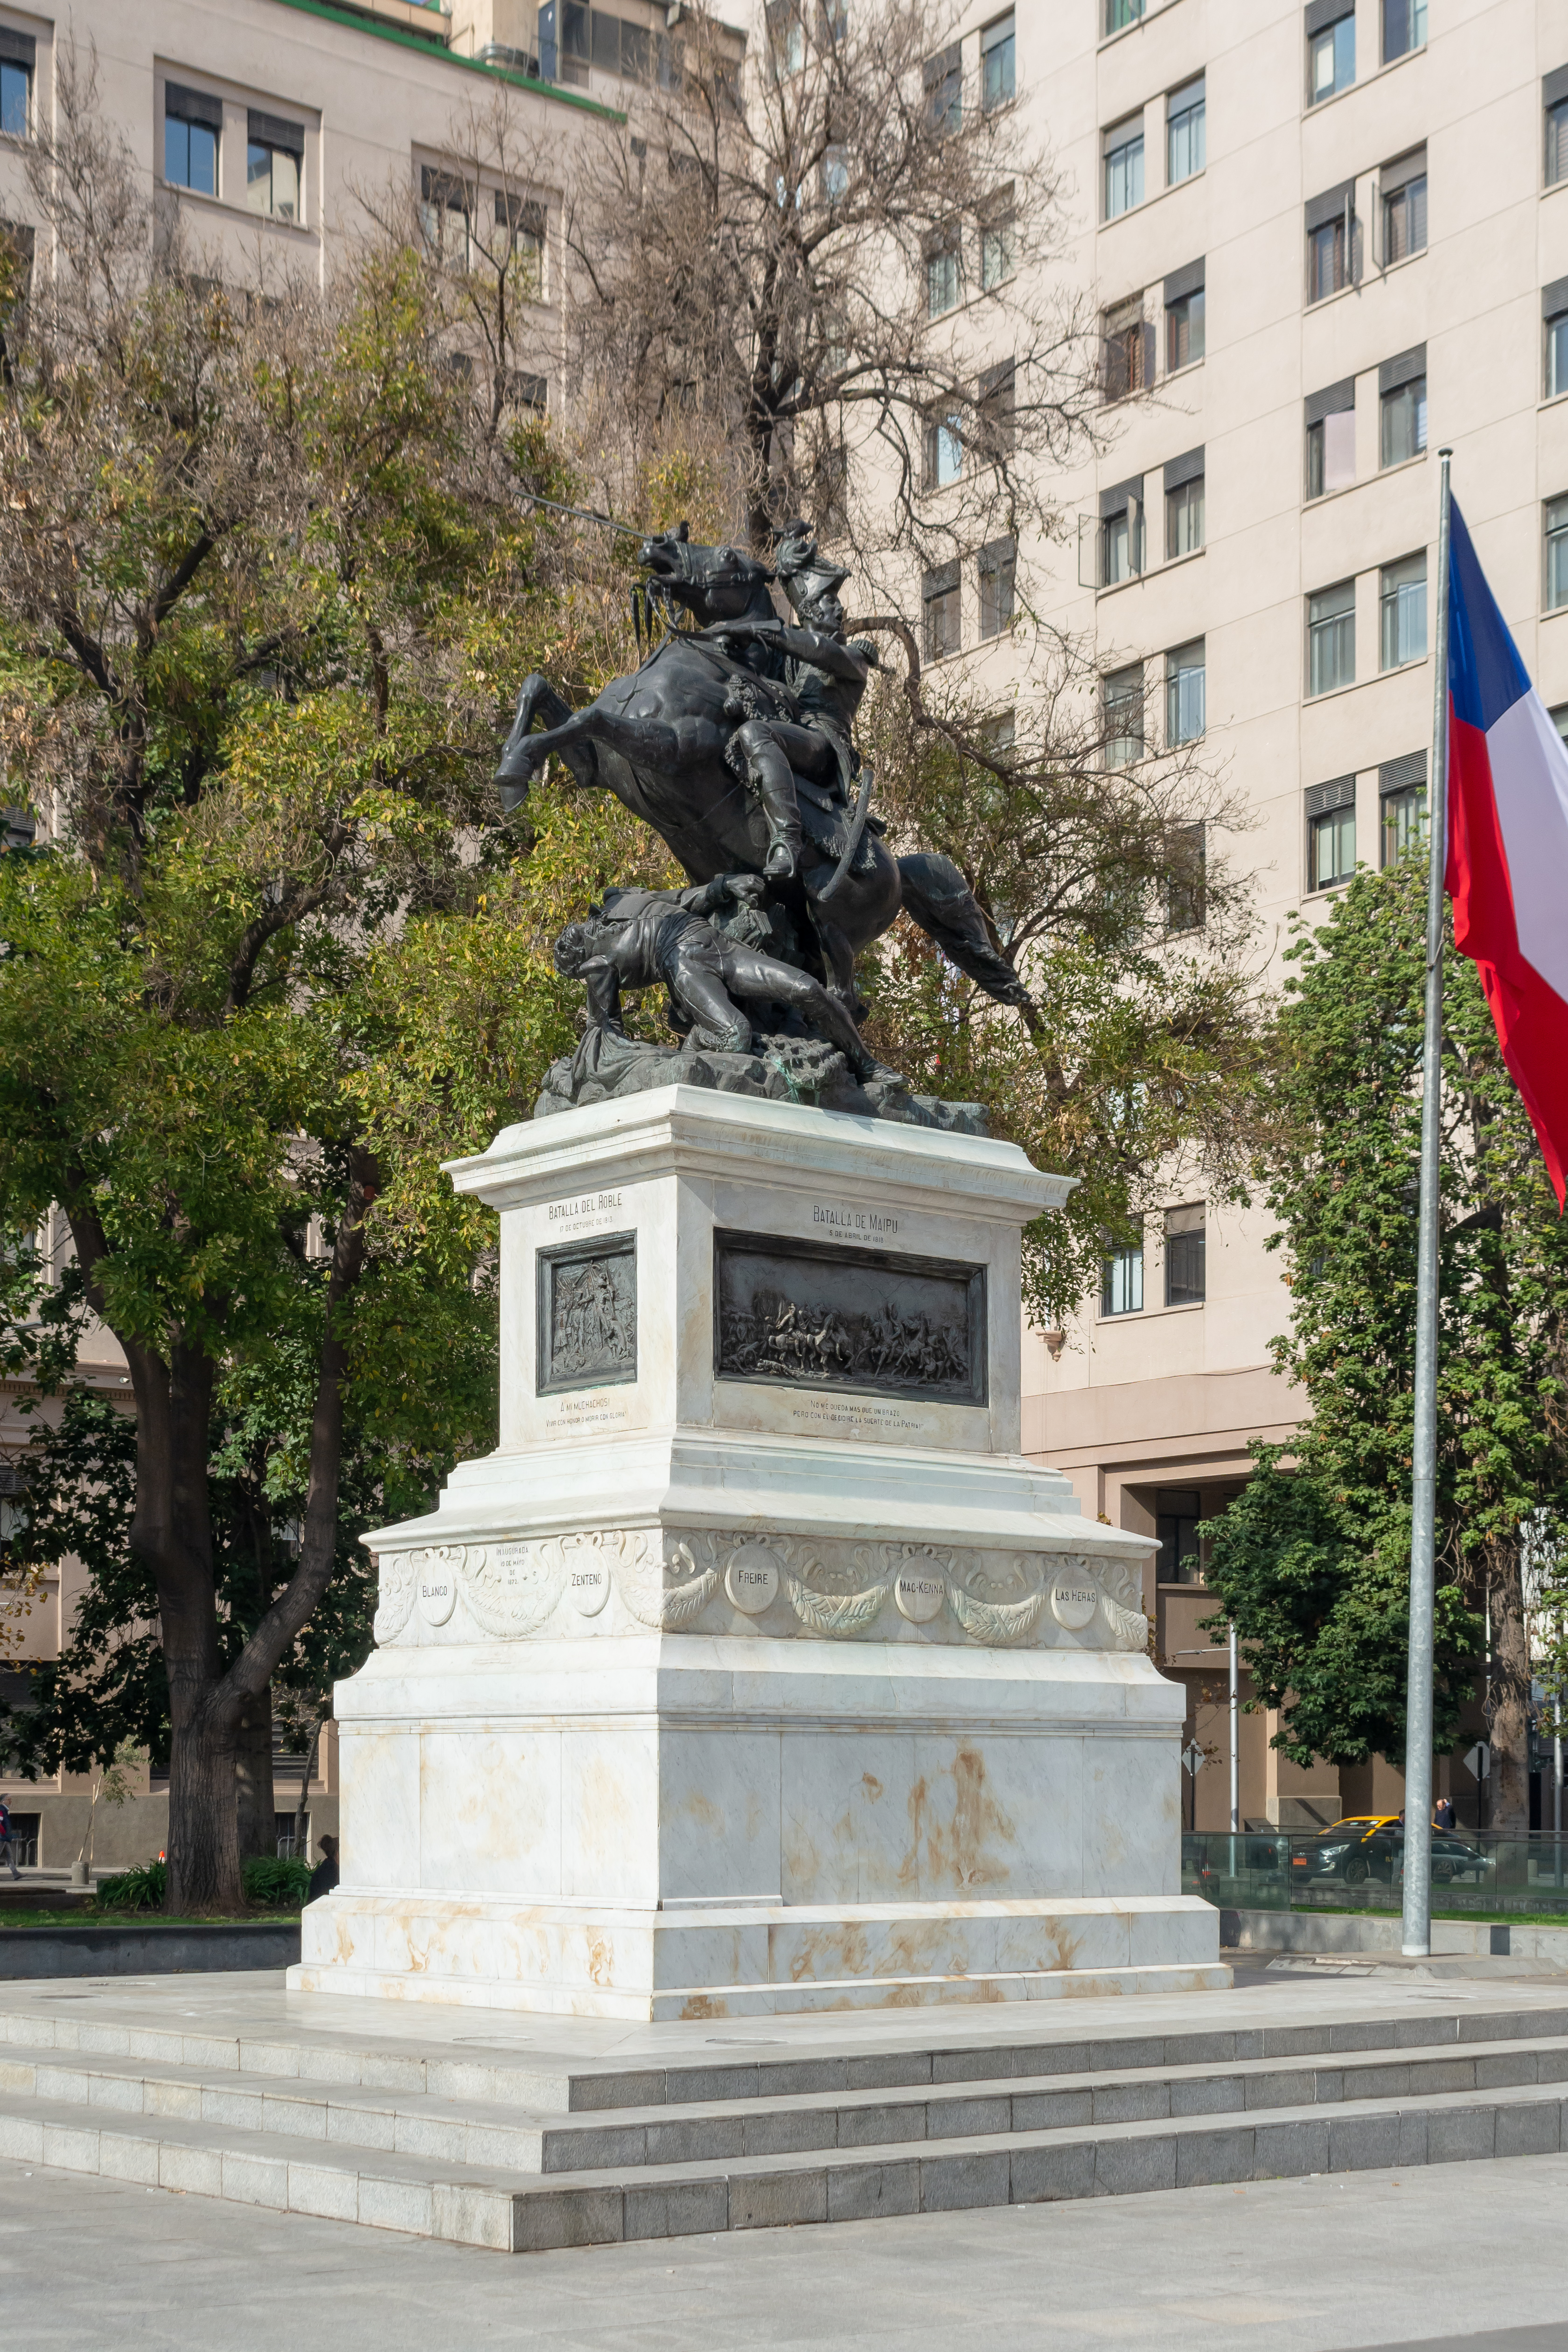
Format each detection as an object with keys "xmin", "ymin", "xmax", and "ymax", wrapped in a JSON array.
[{"xmin": 3, "ymin": 1997, "xmax": 1568, "ymax": 2253}]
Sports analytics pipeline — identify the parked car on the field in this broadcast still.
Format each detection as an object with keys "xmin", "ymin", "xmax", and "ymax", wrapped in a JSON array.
[{"xmin": 1289, "ymin": 1820, "xmax": 1493, "ymax": 1888}]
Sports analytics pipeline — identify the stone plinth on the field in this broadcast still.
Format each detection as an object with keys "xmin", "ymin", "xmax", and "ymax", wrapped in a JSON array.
[{"xmin": 291, "ymin": 1086, "xmax": 1221, "ymax": 2017}]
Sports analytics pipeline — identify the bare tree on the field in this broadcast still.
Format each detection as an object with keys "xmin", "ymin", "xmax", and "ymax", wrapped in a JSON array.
[{"xmin": 561, "ymin": 0, "xmax": 1097, "ymax": 578}]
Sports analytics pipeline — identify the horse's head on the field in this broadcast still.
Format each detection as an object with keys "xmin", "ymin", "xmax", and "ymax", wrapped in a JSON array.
[{"xmin": 639, "ymin": 523, "xmax": 776, "ymax": 625}]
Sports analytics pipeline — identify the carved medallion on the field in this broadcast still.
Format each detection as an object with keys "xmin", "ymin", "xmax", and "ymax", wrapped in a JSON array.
[
  {"xmin": 713, "ymin": 1229, "xmax": 986, "ymax": 1405},
  {"xmin": 1049, "ymin": 1570, "xmax": 1101, "ymax": 1631},
  {"xmin": 892, "ymin": 1546, "xmax": 949, "ymax": 1623},
  {"xmin": 417, "ymin": 1546, "xmax": 461, "ymax": 1626},
  {"xmin": 563, "ymin": 1534, "xmax": 612, "ymax": 1615},
  {"xmin": 725, "ymin": 1541, "xmax": 781, "ymax": 1614},
  {"xmin": 537, "ymin": 1232, "xmax": 637, "ymax": 1394}
]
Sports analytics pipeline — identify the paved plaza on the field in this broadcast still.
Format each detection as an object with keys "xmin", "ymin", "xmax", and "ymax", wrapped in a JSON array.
[
  {"xmin": 1, "ymin": 2142, "xmax": 1566, "ymax": 2352},
  {"xmin": 3, "ymin": 1973, "xmax": 1568, "ymax": 2347}
]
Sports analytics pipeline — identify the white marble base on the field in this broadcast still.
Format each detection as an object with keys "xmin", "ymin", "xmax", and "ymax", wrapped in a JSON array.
[{"xmin": 294, "ymin": 1091, "xmax": 1220, "ymax": 2017}]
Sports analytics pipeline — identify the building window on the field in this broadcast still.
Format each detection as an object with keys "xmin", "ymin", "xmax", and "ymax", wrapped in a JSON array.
[
  {"xmin": 1307, "ymin": 777, "xmax": 1356, "ymax": 889},
  {"xmin": 1166, "ymin": 821, "xmax": 1206, "ymax": 933},
  {"xmin": 1104, "ymin": 119, "xmax": 1144, "ymax": 220},
  {"xmin": 165, "ymin": 84, "xmax": 222, "ymax": 198},
  {"xmin": 1309, "ymin": 7, "xmax": 1354, "ymax": 104},
  {"xmin": 1100, "ymin": 490, "xmax": 1144, "ymax": 587},
  {"xmin": 1306, "ymin": 381, "xmax": 1355, "ymax": 498},
  {"xmin": 924, "ymin": 42, "xmax": 962, "ymax": 135},
  {"xmin": 926, "ymin": 228, "xmax": 961, "ymax": 318},
  {"xmin": 1307, "ymin": 580, "xmax": 1355, "ymax": 696},
  {"xmin": 1106, "ymin": 0, "xmax": 1144, "ymax": 28},
  {"xmin": 978, "ymin": 537, "xmax": 1016, "ymax": 639},
  {"xmin": 1167, "ymin": 75, "xmax": 1205, "ymax": 186},
  {"xmin": 1165, "ymin": 640, "xmax": 1205, "ymax": 745},
  {"xmin": 765, "ymin": 0, "xmax": 805, "ymax": 77},
  {"xmin": 1156, "ymin": 1488, "xmax": 1203, "ymax": 1582},
  {"xmin": 1548, "ymin": 294, "xmax": 1568, "ymax": 399},
  {"xmin": 1101, "ymin": 296, "xmax": 1150, "ymax": 400},
  {"xmin": 1550, "ymin": 92, "xmax": 1568, "ymax": 188},
  {"xmin": 0, "ymin": 31, "xmax": 33, "ymax": 140},
  {"xmin": 1165, "ymin": 282, "xmax": 1204, "ymax": 371},
  {"xmin": 1552, "ymin": 702, "xmax": 1568, "ymax": 747},
  {"xmin": 1383, "ymin": 0, "xmax": 1426, "ymax": 62},
  {"xmin": 924, "ymin": 410, "xmax": 962, "ymax": 488},
  {"xmin": 1547, "ymin": 497, "xmax": 1568, "ymax": 611},
  {"xmin": 1307, "ymin": 209, "xmax": 1353, "ymax": 302},
  {"xmin": 1380, "ymin": 754, "xmax": 1428, "ymax": 865},
  {"xmin": 982, "ymin": 13, "xmax": 1015, "ymax": 111},
  {"xmin": 1380, "ymin": 553, "xmax": 1428, "ymax": 669},
  {"xmin": 1102, "ymin": 662, "xmax": 1144, "ymax": 766},
  {"xmin": 922, "ymin": 562, "xmax": 961, "ymax": 660},
  {"xmin": 1164, "ymin": 1204, "xmax": 1206, "ymax": 1305},
  {"xmin": 981, "ymin": 198, "xmax": 1016, "ymax": 291},
  {"xmin": 1165, "ymin": 464, "xmax": 1204, "ymax": 558},
  {"xmin": 1382, "ymin": 165, "xmax": 1426, "ymax": 263},
  {"xmin": 246, "ymin": 111, "xmax": 304, "ymax": 223},
  {"xmin": 1380, "ymin": 366, "xmax": 1427, "ymax": 466},
  {"xmin": 1101, "ymin": 1238, "xmax": 1144, "ymax": 1317}
]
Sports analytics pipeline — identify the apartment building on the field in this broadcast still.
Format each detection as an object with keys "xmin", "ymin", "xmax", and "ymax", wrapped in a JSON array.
[{"xmin": 909, "ymin": 0, "xmax": 1568, "ymax": 1827}]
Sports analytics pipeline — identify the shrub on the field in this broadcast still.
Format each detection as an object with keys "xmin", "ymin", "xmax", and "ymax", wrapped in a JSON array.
[
  {"xmin": 241, "ymin": 1854, "xmax": 312, "ymax": 1907},
  {"xmin": 96, "ymin": 1859, "xmax": 167, "ymax": 1912}
]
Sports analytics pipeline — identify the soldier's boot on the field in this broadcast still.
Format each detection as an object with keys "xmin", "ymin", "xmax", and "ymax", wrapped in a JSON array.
[{"xmin": 735, "ymin": 725, "xmax": 803, "ymax": 881}]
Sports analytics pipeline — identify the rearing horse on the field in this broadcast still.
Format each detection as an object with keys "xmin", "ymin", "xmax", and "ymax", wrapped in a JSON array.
[{"xmin": 494, "ymin": 525, "xmax": 1032, "ymax": 1023}]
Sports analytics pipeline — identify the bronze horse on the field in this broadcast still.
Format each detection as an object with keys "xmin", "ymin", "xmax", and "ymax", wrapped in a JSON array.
[{"xmin": 494, "ymin": 525, "xmax": 1031, "ymax": 1022}]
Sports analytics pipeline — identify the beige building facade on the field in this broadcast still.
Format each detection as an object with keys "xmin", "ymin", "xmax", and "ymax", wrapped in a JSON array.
[{"xmin": 916, "ymin": 0, "xmax": 1568, "ymax": 1827}]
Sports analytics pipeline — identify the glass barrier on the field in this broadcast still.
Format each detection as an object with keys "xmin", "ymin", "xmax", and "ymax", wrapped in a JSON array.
[{"xmin": 1183, "ymin": 1828, "xmax": 1568, "ymax": 1917}]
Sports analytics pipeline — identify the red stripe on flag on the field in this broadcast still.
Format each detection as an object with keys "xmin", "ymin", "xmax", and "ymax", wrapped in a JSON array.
[{"xmin": 1446, "ymin": 706, "xmax": 1568, "ymax": 1208}]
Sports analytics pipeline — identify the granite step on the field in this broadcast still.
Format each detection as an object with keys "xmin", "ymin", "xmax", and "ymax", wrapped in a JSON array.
[
  {"xmin": 5, "ymin": 2031, "xmax": 1568, "ymax": 2176},
  {"xmin": 2, "ymin": 2075, "xmax": 1565, "ymax": 2251},
  {"xmin": 7, "ymin": 1997, "xmax": 1567, "ymax": 2115}
]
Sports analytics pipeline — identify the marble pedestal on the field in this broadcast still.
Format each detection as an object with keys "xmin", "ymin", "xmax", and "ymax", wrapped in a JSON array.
[{"xmin": 291, "ymin": 1086, "xmax": 1221, "ymax": 2018}]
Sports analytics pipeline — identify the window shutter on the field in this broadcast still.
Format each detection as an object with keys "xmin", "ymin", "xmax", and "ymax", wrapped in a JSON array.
[
  {"xmin": 1164, "ymin": 1204, "xmax": 1205, "ymax": 1237},
  {"xmin": 1380, "ymin": 147, "xmax": 1426, "ymax": 195},
  {"xmin": 166, "ymin": 82, "xmax": 223, "ymax": 131},
  {"xmin": 1545, "ymin": 276, "xmax": 1568, "ymax": 320},
  {"xmin": 1305, "ymin": 180, "xmax": 1355, "ymax": 233},
  {"xmin": 1305, "ymin": 775, "xmax": 1356, "ymax": 819},
  {"xmin": 0, "ymin": 27, "xmax": 35, "ymax": 65},
  {"xmin": 1100, "ymin": 474, "xmax": 1143, "ymax": 519},
  {"xmin": 1545, "ymin": 65, "xmax": 1568, "ymax": 109},
  {"xmin": 1379, "ymin": 751, "xmax": 1426, "ymax": 795},
  {"xmin": 922, "ymin": 560, "xmax": 959, "ymax": 598},
  {"xmin": 1305, "ymin": 377, "xmax": 1355, "ymax": 425},
  {"xmin": 1163, "ymin": 256, "xmax": 1204, "ymax": 306},
  {"xmin": 248, "ymin": 110, "xmax": 306, "ymax": 156},
  {"xmin": 1378, "ymin": 344, "xmax": 1426, "ymax": 395},
  {"xmin": 1304, "ymin": 0, "xmax": 1353, "ymax": 32},
  {"xmin": 1163, "ymin": 445, "xmax": 1204, "ymax": 493}
]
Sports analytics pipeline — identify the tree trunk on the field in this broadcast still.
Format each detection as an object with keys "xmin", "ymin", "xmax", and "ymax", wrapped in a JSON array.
[
  {"xmin": 1489, "ymin": 1545, "xmax": 1533, "ymax": 1836},
  {"xmin": 234, "ymin": 1681, "xmax": 275, "ymax": 1866}
]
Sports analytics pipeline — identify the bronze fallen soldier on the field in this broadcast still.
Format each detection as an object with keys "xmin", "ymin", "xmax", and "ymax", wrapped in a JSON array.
[{"xmin": 552, "ymin": 876, "xmax": 880, "ymax": 1083}]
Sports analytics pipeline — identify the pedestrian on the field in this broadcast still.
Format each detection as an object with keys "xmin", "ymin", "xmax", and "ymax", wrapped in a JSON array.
[
  {"xmin": 0, "ymin": 1796, "xmax": 18, "ymax": 1879},
  {"xmin": 307, "ymin": 1832, "xmax": 339, "ymax": 1902},
  {"xmin": 1434, "ymin": 1795, "xmax": 1456, "ymax": 1831}
]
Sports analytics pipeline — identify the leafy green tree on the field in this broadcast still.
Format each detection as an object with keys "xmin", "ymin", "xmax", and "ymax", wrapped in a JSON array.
[
  {"xmin": 1202, "ymin": 856, "xmax": 1568, "ymax": 1827},
  {"xmin": 0, "ymin": 57, "xmax": 675, "ymax": 1907}
]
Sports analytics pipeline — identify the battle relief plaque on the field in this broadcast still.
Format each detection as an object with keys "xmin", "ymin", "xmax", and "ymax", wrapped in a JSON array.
[
  {"xmin": 536, "ymin": 1232, "xmax": 637, "ymax": 1395},
  {"xmin": 713, "ymin": 1229, "xmax": 987, "ymax": 1406}
]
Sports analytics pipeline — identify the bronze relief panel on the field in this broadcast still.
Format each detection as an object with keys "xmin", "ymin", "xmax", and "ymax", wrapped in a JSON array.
[
  {"xmin": 537, "ymin": 1232, "xmax": 638, "ymax": 1393},
  {"xmin": 713, "ymin": 1228, "xmax": 986, "ymax": 1406}
]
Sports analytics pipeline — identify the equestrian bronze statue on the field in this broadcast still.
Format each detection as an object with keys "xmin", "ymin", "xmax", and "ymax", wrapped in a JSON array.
[{"xmin": 496, "ymin": 519, "xmax": 1031, "ymax": 1125}]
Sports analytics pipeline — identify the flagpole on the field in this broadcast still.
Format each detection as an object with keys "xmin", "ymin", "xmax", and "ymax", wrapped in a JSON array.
[{"xmin": 1402, "ymin": 446, "xmax": 1453, "ymax": 1957}]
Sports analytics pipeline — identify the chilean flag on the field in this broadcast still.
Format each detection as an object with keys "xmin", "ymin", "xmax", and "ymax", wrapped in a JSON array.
[{"xmin": 1446, "ymin": 500, "xmax": 1568, "ymax": 1208}]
